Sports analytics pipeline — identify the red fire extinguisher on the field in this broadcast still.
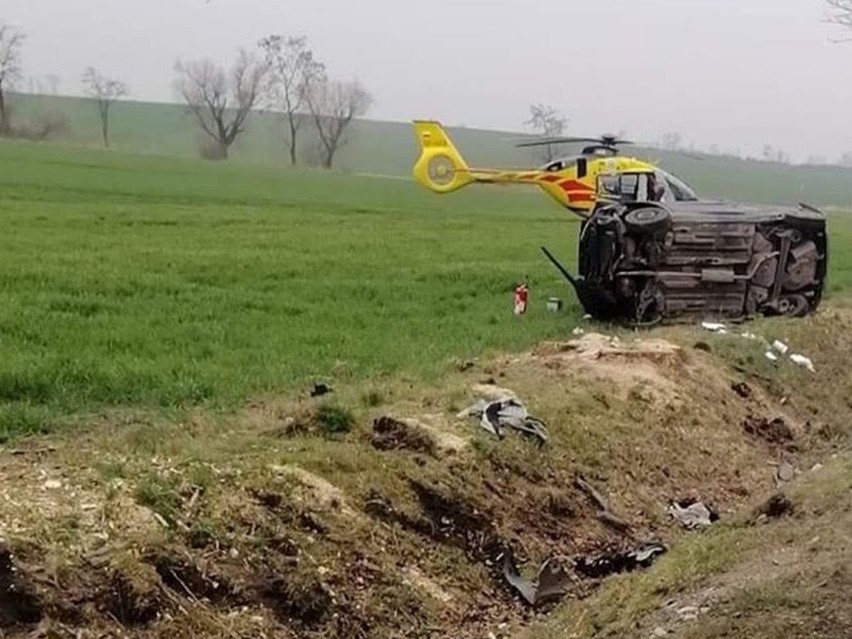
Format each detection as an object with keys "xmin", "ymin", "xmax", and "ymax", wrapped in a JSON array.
[{"xmin": 513, "ymin": 282, "xmax": 529, "ymax": 315}]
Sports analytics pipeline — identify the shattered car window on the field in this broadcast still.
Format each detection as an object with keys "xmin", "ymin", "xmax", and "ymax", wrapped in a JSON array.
[{"xmin": 659, "ymin": 170, "xmax": 698, "ymax": 201}]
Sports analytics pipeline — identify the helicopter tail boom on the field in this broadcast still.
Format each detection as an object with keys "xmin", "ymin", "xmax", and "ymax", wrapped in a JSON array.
[{"xmin": 412, "ymin": 121, "xmax": 566, "ymax": 195}]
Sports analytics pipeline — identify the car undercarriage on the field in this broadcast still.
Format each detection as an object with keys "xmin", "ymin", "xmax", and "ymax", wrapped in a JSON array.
[{"xmin": 564, "ymin": 201, "xmax": 828, "ymax": 325}]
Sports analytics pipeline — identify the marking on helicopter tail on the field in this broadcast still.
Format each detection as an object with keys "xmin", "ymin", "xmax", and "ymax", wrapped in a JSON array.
[
  {"xmin": 568, "ymin": 193, "xmax": 596, "ymax": 203},
  {"xmin": 539, "ymin": 174, "xmax": 562, "ymax": 184},
  {"xmin": 558, "ymin": 179, "xmax": 594, "ymax": 192}
]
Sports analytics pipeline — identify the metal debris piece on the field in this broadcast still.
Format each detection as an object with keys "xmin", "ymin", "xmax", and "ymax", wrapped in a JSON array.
[
  {"xmin": 789, "ymin": 354, "xmax": 815, "ymax": 373},
  {"xmin": 574, "ymin": 541, "xmax": 667, "ymax": 579},
  {"xmin": 765, "ymin": 351, "xmax": 779, "ymax": 362},
  {"xmin": 701, "ymin": 322, "xmax": 727, "ymax": 333},
  {"xmin": 463, "ymin": 398, "xmax": 549, "ymax": 444},
  {"xmin": 667, "ymin": 501, "xmax": 716, "ymax": 530},
  {"xmin": 772, "ymin": 340, "xmax": 790, "ymax": 355},
  {"xmin": 502, "ymin": 553, "xmax": 572, "ymax": 607}
]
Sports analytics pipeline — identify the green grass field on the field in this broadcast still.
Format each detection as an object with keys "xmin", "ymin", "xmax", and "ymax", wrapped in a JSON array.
[
  {"xmin": 10, "ymin": 92, "xmax": 852, "ymax": 208},
  {"xmin": 1, "ymin": 139, "xmax": 851, "ymax": 439}
]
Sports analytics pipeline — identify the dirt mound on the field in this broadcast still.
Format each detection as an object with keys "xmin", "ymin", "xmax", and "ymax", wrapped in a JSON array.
[{"xmin": 0, "ymin": 316, "xmax": 849, "ymax": 638}]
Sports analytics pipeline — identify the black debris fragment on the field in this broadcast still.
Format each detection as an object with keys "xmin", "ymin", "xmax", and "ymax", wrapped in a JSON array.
[
  {"xmin": 574, "ymin": 542, "xmax": 667, "ymax": 579},
  {"xmin": 310, "ymin": 383, "xmax": 333, "ymax": 398}
]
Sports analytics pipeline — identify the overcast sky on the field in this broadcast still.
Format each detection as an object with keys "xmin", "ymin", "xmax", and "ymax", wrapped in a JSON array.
[{"xmin": 3, "ymin": 0, "xmax": 851, "ymax": 161}]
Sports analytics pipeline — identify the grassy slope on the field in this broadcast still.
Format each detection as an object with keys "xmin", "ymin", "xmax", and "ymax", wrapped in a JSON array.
[{"xmin": 11, "ymin": 92, "xmax": 852, "ymax": 207}]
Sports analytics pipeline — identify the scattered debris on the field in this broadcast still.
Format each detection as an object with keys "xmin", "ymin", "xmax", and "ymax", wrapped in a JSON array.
[
  {"xmin": 701, "ymin": 322, "xmax": 727, "ymax": 333},
  {"xmin": 546, "ymin": 297, "xmax": 563, "ymax": 313},
  {"xmin": 755, "ymin": 493, "xmax": 794, "ymax": 519},
  {"xmin": 310, "ymin": 383, "xmax": 332, "ymax": 398},
  {"xmin": 775, "ymin": 459, "xmax": 796, "ymax": 486},
  {"xmin": 462, "ymin": 398, "xmax": 548, "ymax": 444},
  {"xmin": 371, "ymin": 417, "xmax": 437, "ymax": 455},
  {"xmin": 765, "ymin": 351, "xmax": 779, "ymax": 362},
  {"xmin": 572, "ymin": 327, "xmax": 585, "ymax": 336},
  {"xmin": 574, "ymin": 542, "xmax": 667, "ymax": 579},
  {"xmin": 667, "ymin": 500, "xmax": 717, "ymax": 530},
  {"xmin": 789, "ymin": 354, "xmax": 816, "ymax": 373},
  {"xmin": 502, "ymin": 554, "xmax": 572, "ymax": 607},
  {"xmin": 574, "ymin": 475, "xmax": 631, "ymax": 532},
  {"xmin": 743, "ymin": 415, "xmax": 794, "ymax": 444},
  {"xmin": 772, "ymin": 340, "xmax": 790, "ymax": 356}
]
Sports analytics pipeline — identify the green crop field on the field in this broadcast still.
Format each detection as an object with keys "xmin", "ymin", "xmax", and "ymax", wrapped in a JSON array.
[
  {"xmin": 10, "ymin": 92, "xmax": 852, "ymax": 208},
  {"xmin": 1, "ymin": 139, "xmax": 851, "ymax": 440}
]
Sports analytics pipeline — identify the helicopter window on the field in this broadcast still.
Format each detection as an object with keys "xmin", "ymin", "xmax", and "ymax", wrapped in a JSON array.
[
  {"xmin": 620, "ymin": 174, "xmax": 639, "ymax": 199},
  {"xmin": 543, "ymin": 158, "xmax": 576, "ymax": 172}
]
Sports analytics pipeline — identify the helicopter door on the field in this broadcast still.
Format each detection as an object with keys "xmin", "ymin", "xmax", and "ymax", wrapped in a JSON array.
[{"xmin": 596, "ymin": 172, "xmax": 647, "ymax": 203}]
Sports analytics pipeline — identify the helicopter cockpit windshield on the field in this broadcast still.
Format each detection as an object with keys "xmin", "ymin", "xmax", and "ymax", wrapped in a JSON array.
[{"xmin": 598, "ymin": 170, "xmax": 698, "ymax": 204}]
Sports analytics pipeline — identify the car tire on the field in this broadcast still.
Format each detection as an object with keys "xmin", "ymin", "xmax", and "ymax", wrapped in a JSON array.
[{"xmin": 624, "ymin": 207, "xmax": 672, "ymax": 235}]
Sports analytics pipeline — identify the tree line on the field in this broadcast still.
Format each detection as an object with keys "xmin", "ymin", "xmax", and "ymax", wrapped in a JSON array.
[{"xmin": 0, "ymin": 25, "xmax": 372, "ymax": 167}]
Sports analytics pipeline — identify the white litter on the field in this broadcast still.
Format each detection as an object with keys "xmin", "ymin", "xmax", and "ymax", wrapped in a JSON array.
[
  {"xmin": 572, "ymin": 327, "xmax": 585, "ymax": 336},
  {"xmin": 667, "ymin": 502, "xmax": 714, "ymax": 530},
  {"xmin": 789, "ymin": 354, "xmax": 816, "ymax": 373},
  {"xmin": 701, "ymin": 322, "xmax": 727, "ymax": 332},
  {"xmin": 740, "ymin": 332, "xmax": 759, "ymax": 340},
  {"xmin": 772, "ymin": 340, "xmax": 790, "ymax": 355},
  {"xmin": 765, "ymin": 351, "xmax": 779, "ymax": 362}
]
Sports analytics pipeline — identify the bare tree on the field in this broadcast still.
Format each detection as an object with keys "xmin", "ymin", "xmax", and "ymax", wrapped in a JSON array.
[
  {"xmin": 0, "ymin": 24, "xmax": 25, "ymax": 136},
  {"xmin": 305, "ymin": 78, "xmax": 372, "ymax": 168},
  {"xmin": 82, "ymin": 68, "xmax": 128, "ymax": 148},
  {"xmin": 828, "ymin": 0, "xmax": 852, "ymax": 29},
  {"xmin": 174, "ymin": 50, "xmax": 269, "ymax": 160},
  {"xmin": 525, "ymin": 103, "xmax": 567, "ymax": 162},
  {"xmin": 259, "ymin": 35, "xmax": 325, "ymax": 165}
]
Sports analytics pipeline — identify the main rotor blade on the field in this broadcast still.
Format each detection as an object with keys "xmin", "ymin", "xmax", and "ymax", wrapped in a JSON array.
[{"xmin": 516, "ymin": 137, "xmax": 602, "ymax": 148}]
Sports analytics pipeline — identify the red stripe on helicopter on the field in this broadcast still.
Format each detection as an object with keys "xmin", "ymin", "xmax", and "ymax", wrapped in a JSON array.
[
  {"xmin": 568, "ymin": 193, "xmax": 596, "ymax": 203},
  {"xmin": 558, "ymin": 179, "xmax": 594, "ymax": 192},
  {"xmin": 539, "ymin": 174, "xmax": 562, "ymax": 183}
]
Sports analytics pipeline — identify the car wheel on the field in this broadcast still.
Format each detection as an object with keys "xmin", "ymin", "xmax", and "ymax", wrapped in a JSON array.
[{"xmin": 624, "ymin": 207, "xmax": 672, "ymax": 235}]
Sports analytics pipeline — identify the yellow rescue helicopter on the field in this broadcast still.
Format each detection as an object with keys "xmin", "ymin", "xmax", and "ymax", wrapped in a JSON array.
[
  {"xmin": 410, "ymin": 121, "xmax": 827, "ymax": 324},
  {"xmin": 411, "ymin": 120, "xmax": 698, "ymax": 217}
]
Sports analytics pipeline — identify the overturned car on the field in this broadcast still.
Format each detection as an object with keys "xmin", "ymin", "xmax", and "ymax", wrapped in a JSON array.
[{"xmin": 546, "ymin": 173, "xmax": 828, "ymax": 325}]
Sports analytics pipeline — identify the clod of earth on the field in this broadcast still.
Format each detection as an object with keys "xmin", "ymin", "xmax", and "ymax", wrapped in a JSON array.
[
  {"xmin": 755, "ymin": 493, "xmax": 795, "ymax": 519},
  {"xmin": 310, "ymin": 383, "xmax": 332, "ymax": 398},
  {"xmin": 574, "ymin": 542, "xmax": 667, "ymax": 579},
  {"xmin": 371, "ymin": 416, "xmax": 437, "ymax": 455},
  {"xmin": 731, "ymin": 381, "xmax": 752, "ymax": 399},
  {"xmin": 502, "ymin": 553, "xmax": 572, "ymax": 607},
  {"xmin": 0, "ymin": 544, "xmax": 42, "ymax": 629},
  {"xmin": 743, "ymin": 415, "xmax": 795, "ymax": 444}
]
